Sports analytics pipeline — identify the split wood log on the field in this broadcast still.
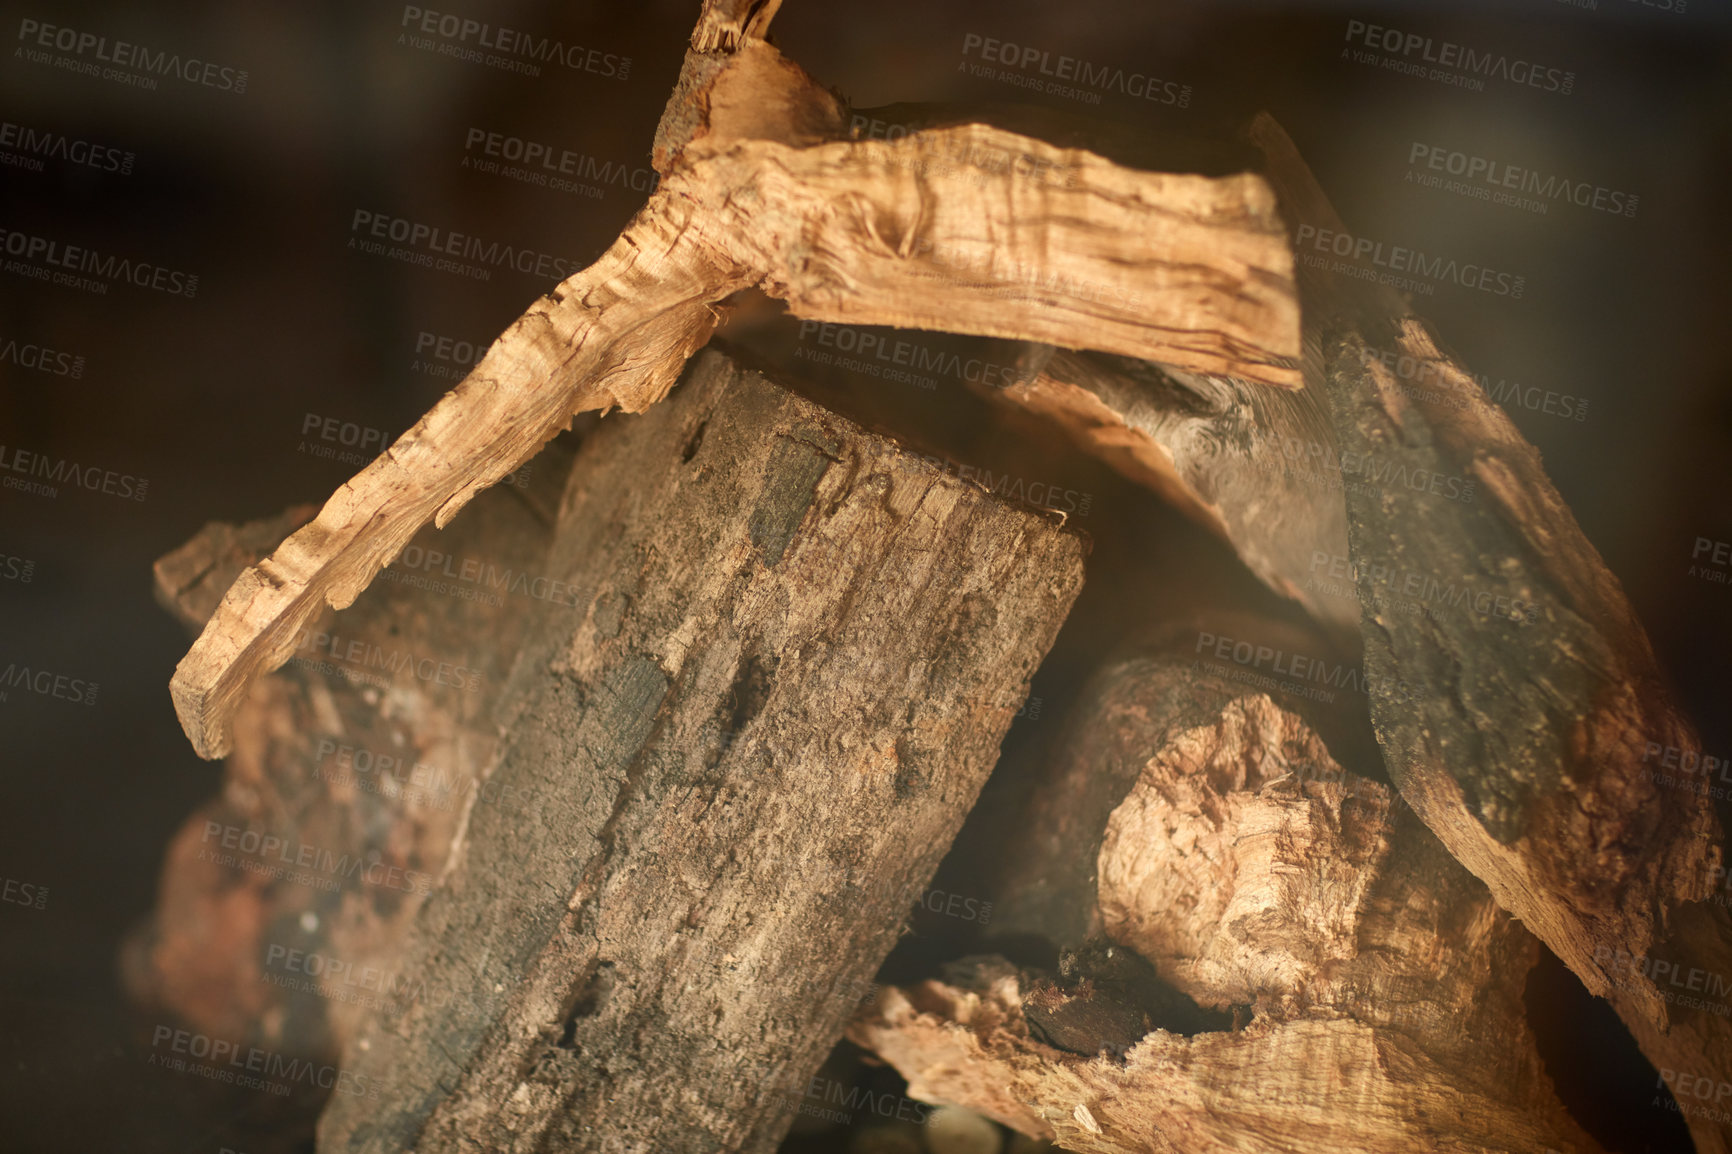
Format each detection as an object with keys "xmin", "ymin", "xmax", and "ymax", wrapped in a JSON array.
[
  {"xmin": 1241, "ymin": 113, "xmax": 1732, "ymax": 1152},
  {"xmin": 316, "ymin": 350, "xmax": 1086, "ymax": 1153},
  {"xmin": 168, "ymin": 3, "xmax": 1300, "ymax": 761},
  {"xmin": 848, "ymin": 662, "xmax": 1601, "ymax": 1154},
  {"xmin": 129, "ymin": 445, "xmax": 578, "ymax": 1060}
]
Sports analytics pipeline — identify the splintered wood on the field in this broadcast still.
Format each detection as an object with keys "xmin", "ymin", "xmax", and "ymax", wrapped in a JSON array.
[
  {"xmin": 169, "ymin": 33, "xmax": 1299, "ymax": 761},
  {"xmin": 848, "ymin": 667, "xmax": 1600, "ymax": 1154}
]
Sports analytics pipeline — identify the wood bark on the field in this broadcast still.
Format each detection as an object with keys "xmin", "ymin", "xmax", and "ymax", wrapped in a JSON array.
[
  {"xmin": 848, "ymin": 661, "xmax": 1600, "ymax": 1154},
  {"xmin": 315, "ymin": 350, "xmax": 1086, "ymax": 1153},
  {"xmin": 168, "ymin": 7, "xmax": 1299, "ymax": 761},
  {"xmin": 816, "ymin": 102, "xmax": 1348, "ymax": 634}
]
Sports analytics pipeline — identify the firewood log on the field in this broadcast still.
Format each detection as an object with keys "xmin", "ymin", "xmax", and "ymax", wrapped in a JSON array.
[{"xmin": 316, "ymin": 350, "xmax": 1085, "ymax": 1153}]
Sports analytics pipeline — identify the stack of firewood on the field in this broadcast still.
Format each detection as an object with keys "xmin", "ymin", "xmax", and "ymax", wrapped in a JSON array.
[{"xmin": 127, "ymin": 2, "xmax": 1730, "ymax": 1151}]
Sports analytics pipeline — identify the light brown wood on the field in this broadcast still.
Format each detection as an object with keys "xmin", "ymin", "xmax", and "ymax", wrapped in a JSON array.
[
  {"xmin": 169, "ymin": 19, "xmax": 1300, "ymax": 761},
  {"xmin": 849, "ymin": 670, "xmax": 1600, "ymax": 1154}
]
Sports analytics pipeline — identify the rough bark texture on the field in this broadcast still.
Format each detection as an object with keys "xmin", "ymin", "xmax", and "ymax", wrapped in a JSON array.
[
  {"xmin": 848, "ymin": 665, "xmax": 1599, "ymax": 1154},
  {"xmin": 170, "ymin": 18, "xmax": 1298, "ymax": 761},
  {"xmin": 130, "ymin": 445, "xmax": 578, "ymax": 1061},
  {"xmin": 316, "ymin": 350, "xmax": 1087, "ymax": 1154},
  {"xmin": 1243, "ymin": 112, "xmax": 1732, "ymax": 1152}
]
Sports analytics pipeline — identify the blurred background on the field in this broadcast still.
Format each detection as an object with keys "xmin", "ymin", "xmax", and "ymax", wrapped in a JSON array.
[{"xmin": 1, "ymin": 0, "xmax": 1728, "ymax": 1150}]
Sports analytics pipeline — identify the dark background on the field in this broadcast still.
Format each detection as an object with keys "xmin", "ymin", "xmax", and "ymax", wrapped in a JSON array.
[{"xmin": 1, "ymin": 0, "xmax": 1728, "ymax": 1150}]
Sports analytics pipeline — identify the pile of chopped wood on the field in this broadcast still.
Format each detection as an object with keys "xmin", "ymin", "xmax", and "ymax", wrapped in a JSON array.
[{"xmin": 128, "ymin": 2, "xmax": 1730, "ymax": 1151}]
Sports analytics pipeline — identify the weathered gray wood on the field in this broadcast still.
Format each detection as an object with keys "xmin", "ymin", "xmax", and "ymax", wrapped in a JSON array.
[
  {"xmin": 975, "ymin": 352, "xmax": 1356, "ymax": 638},
  {"xmin": 317, "ymin": 350, "xmax": 1087, "ymax": 1153}
]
